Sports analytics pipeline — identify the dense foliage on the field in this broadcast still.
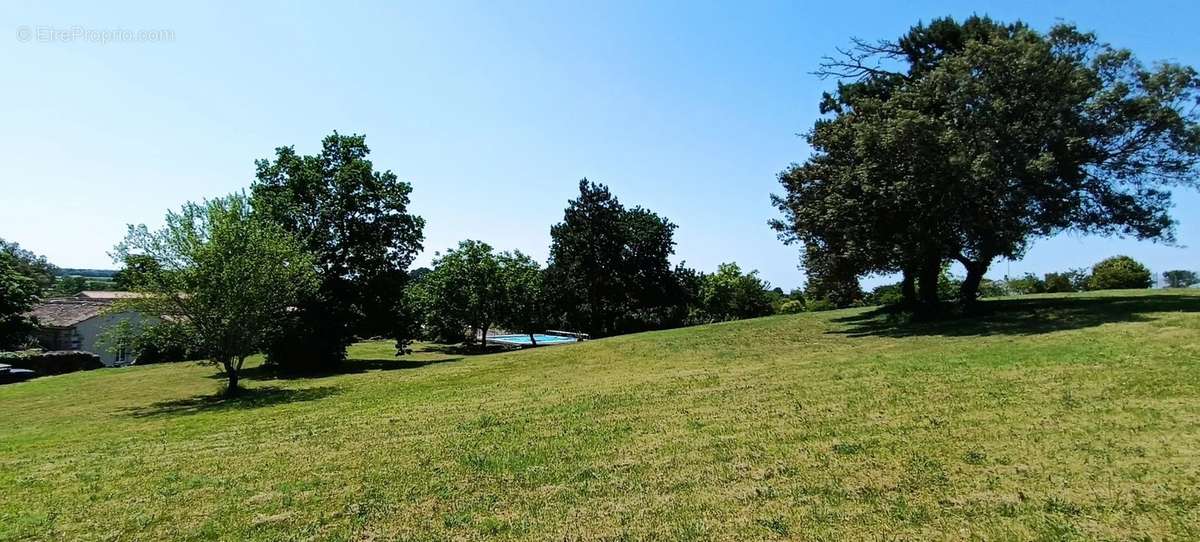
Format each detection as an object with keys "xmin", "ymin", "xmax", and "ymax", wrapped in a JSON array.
[
  {"xmin": 0, "ymin": 238, "xmax": 58, "ymax": 293},
  {"xmin": 1163, "ymin": 270, "xmax": 1199, "ymax": 288},
  {"xmin": 545, "ymin": 180, "xmax": 689, "ymax": 337},
  {"xmin": 112, "ymin": 194, "xmax": 318, "ymax": 395},
  {"xmin": 409, "ymin": 240, "xmax": 505, "ymax": 347},
  {"xmin": 251, "ymin": 133, "xmax": 425, "ymax": 367},
  {"xmin": 691, "ymin": 263, "xmax": 776, "ymax": 322},
  {"xmin": 772, "ymin": 16, "xmax": 1200, "ymax": 310},
  {"xmin": 1089, "ymin": 255, "xmax": 1153, "ymax": 290},
  {"xmin": 0, "ymin": 251, "xmax": 41, "ymax": 350}
]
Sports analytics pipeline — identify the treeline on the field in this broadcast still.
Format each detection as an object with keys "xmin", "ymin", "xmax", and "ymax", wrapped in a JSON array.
[
  {"xmin": 863, "ymin": 256, "xmax": 1194, "ymax": 306},
  {"xmin": 406, "ymin": 180, "xmax": 795, "ymax": 348}
]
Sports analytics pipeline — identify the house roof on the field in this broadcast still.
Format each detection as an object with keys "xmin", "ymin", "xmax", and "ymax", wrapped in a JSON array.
[{"xmin": 28, "ymin": 299, "xmax": 112, "ymax": 328}]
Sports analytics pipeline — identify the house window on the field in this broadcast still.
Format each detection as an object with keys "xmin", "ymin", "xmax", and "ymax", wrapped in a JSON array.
[{"xmin": 115, "ymin": 347, "xmax": 128, "ymax": 364}]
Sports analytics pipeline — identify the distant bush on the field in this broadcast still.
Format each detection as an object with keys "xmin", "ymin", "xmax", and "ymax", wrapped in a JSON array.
[
  {"xmin": 866, "ymin": 283, "xmax": 906, "ymax": 306},
  {"xmin": 1043, "ymin": 272, "xmax": 1076, "ymax": 293},
  {"xmin": 977, "ymin": 278, "xmax": 1008, "ymax": 298},
  {"xmin": 778, "ymin": 299, "xmax": 805, "ymax": 314},
  {"xmin": 806, "ymin": 298, "xmax": 837, "ymax": 312},
  {"xmin": 1088, "ymin": 256, "xmax": 1153, "ymax": 290},
  {"xmin": 0, "ymin": 350, "xmax": 102, "ymax": 375},
  {"xmin": 1005, "ymin": 273, "xmax": 1045, "ymax": 295}
]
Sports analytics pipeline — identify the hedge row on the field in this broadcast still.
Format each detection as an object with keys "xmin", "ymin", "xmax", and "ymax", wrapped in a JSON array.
[{"xmin": 0, "ymin": 350, "xmax": 103, "ymax": 375}]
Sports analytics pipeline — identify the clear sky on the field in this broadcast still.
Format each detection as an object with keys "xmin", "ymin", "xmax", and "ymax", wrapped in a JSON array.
[{"xmin": 3, "ymin": 0, "xmax": 1197, "ymax": 289}]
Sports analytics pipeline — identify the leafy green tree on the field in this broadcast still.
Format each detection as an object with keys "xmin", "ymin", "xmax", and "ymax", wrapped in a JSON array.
[
  {"xmin": 545, "ymin": 179, "xmax": 687, "ymax": 336},
  {"xmin": 773, "ymin": 16, "xmax": 1200, "ymax": 309},
  {"xmin": 694, "ymin": 263, "xmax": 775, "ymax": 321},
  {"xmin": 0, "ymin": 238, "xmax": 58, "ymax": 292},
  {"xmin": 1088, "ymin": 256, "xmax": 1153, "ymax": 290},
  {"xmin": 0, "ymin": 252, "xmax": 40, "ymax": 350},
  {"xmin": 112, "ymin": 255, "xmax": 163, "ymax": 290},
  {"xmin": 112, "ymin": 194, "xmax": 318, "ymax": 396},
  {"xmin": 1163, "ymin": 270, "xmax": 1199, "ymax": 288},
  {"xmin": 49, "ymin": 276, "xmax": 88, "ymax": 296},
  {"xmin": 496, "ymin": 251, "xmax": 548, "ymax": 344},
  {"xmin": 251, "ymin": 133, "xmax": 425, "ymax": 367},
  {"xmin": 414, "ymin": 241, "xmax": 504, "ymax": 349}
]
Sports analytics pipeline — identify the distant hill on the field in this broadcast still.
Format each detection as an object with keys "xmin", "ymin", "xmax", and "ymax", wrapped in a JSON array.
[{"xmin": 55, "ymin": 268, "xmax": 117, "ymax": 279}]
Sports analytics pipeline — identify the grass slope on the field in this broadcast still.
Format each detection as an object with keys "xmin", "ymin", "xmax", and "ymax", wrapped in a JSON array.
[{"xmin": 2, "ymin": 290, "xmax": 1198, "ymax": 541}]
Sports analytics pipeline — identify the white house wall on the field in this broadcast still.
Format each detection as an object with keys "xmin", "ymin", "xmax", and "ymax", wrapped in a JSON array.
[{"xmin": 73, "ymin": 312, "xmax": 157, "ymax": 366}]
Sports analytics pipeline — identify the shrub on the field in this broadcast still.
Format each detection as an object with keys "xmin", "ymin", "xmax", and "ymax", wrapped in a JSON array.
[
  {"xmin": 778, "ymin": 299, "xmax": 805, "ymax": 314},
  {"xmin": 132, "ymin": 322, "xmax": 202, "ymax": 363},
  {"xmin": 806, "ymin": 298, "xmax": 837, "ymax": 312},
  {"xmin": 1005, "ymin": 273, "xmax": 1046, "ymax": 295},
  {"xmin": 1088, "ymin": 256, "xmax": 1153, "ymax": 290},
  {"xmin": 977, "ymin": 278, "xmax": 1008, "ymax": 298},
  {"xmin": 866, "ymin": 282, "xmax": 906, "ymax": 306},
  {"xmin": 0, "ymin": 350, "xmax": 103, "ymax": 375},
  {"xmin": 1042, "ymin": 272, "xmax": 1076, "ymax": 293}
]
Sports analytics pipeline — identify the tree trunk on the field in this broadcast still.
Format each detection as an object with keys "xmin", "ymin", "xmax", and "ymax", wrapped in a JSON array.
[
  {"xmin": 223, "ymin": 359, "xmax": 240, "ymax": 397},
  {"xmin": 529, "ymin": 332, "xmax": 537, "ymax": 346},
  {"xmin": 958, "ymin": 257, "xmax": 991, "ymax": 306},
  {"xmin": 917, "ymin": 255, "xmax": 941, "ymax": 309},
  {"xmin": 479, "ymin": 323, "xmax": 489, "ymax": 352},
  {"xmin": 900, "ymin": 269, "xmax": 917, "ymax": 307}
]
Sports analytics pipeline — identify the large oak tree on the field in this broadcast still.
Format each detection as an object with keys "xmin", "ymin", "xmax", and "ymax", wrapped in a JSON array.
[{"xmin": 772, "ymin": 17, "xmax": 1200, "ymax": 308}]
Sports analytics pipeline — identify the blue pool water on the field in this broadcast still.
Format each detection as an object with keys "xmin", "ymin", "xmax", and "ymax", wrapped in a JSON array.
[{"xmin": 488, "ymin": 334, "xmax": 578, "ymax": 346}]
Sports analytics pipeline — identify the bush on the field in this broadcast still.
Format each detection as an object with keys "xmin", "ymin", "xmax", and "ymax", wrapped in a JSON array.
[
  {"xmin": 132, "ymin": 323, "xmax": 202, "ymax": 363},
  {"xmin": 864, "ymin": 283, "xmax": 901, "ymax": 306},
  {"xmin": 806, "ymin": 298, "xmax": 837, "ymax": 312},
  {"xmin": 0, "ymin": 350, "xmax": 103, "ymax": 375},
  {"xmin": 1042, "ymin": 272, "xmax": 1076, "ymax": 293},
  {"xmin": 977, "ymin": 278, "xmax": 1008, "ymax": 298},
  {"xmin": 1005, "ymin": 273, "xmax": 1045, "ymax": 295},
  {"xmin": 1088, "ymin": 256, "xmax": 1153, "ymax": 290},
  {"xmin": 778, "ymin": 299, "xmax": 805, "ymax": 314}
]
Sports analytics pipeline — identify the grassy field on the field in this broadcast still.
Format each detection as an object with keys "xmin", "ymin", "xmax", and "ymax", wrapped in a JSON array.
[{"xmin": 2, "ymin": 290, "xmax": 1198, "ymax": 541}]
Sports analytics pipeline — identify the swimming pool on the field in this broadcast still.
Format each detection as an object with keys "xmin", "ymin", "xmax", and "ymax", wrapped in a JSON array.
[{"xmin": 487, "ymin": 334, "xmax": 578, "ymax": 346}]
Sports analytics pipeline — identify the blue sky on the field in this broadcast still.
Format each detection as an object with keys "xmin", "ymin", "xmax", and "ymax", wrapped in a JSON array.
[{"xmin": 3, "ymin": 0, "xmax": 1197, "ymax": 289}]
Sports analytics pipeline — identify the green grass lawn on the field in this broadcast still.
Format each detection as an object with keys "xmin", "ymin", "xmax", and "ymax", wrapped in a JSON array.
[{"xmin": 2, "ymin": 290, "xmax": 1198, "ymax": 541}]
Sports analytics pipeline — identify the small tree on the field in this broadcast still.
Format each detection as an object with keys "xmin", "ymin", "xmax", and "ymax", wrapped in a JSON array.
[
  {"xmin": 112, "ymin": 194, "xmax": 318, "ymax": 396},
  {"xmin": 1088, "ymin": 256, "xmax": 1153, "ymax": 291},
  {"xmin": 1163, "ymin": 270, "xmax": 1199, "ymax": 288}
]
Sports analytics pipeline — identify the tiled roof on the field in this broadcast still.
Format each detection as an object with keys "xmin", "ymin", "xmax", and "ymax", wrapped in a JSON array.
[{"xmin": 27, "ymin": 299, "xmax": 111, "ymax": 328}]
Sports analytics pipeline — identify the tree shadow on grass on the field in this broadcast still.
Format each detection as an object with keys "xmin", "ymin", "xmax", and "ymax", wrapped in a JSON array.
[
  {"xmin": 226, "ymin": 354, "xmax": 466, "ymax": 382},
  {"xmin": 423, "ymin": 343, "xmax": 513, "ymax": 356},
  {"xmin": 123, "ymin": 386, "xmax": 340, "ymax": 418},
  {"xmin": 832, "ymin": 294, "xmax": 1200, "ymax": 338}
]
